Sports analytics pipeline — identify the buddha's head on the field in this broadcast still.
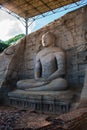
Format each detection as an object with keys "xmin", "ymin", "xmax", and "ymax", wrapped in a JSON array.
[{"xmin": 42, "ymin": 32, "xmax": 55, "ymax": 47}]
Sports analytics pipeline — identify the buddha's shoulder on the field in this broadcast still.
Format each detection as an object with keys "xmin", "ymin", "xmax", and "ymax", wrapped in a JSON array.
[
  {"xmin": 48, "ymin": 47, "xmax": 64, "ymax": 54},
  {"xmin": 52, "ymin": 47, "xmax": 63, "ymax": 51},
  {"xmin": 36, "ymin": 49, "xmax": 46, "ymax": 58},
  {"xmin": 36, "ymin": 47, "xmax": 64, "ymax": 58}
]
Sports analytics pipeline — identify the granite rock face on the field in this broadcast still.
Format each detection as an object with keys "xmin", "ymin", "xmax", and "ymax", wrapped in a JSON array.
[
  {"xmin": 78, "ymin": 68, "xmax": 87, "ymax": 108},
  {"xmin": 0, "ymin": 6, "xmax": 87, "ymax": 92},
  {"xmin": 0, "ymin": 38, "xmax": 26, "ymax": 91},
  {"xmin": 22, "ymin": 5, "xmax": 87, "ymax": 86}
]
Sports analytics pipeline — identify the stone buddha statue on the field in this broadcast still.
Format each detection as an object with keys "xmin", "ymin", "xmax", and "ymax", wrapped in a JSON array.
[{"xmin": 17, "ymin": 32, "xmax": 68, "ymax": 91}]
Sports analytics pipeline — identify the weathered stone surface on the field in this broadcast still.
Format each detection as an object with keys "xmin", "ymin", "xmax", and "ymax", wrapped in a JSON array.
[
  {"xmin": 78, "ymin": 68, "xmax": 87, "ymax": 108},
  {"xmin": 0, "ymin": 38, "xmax": 26, "ymax": 90},
  {"xmin": 0, "ymin": 6, "xmax": 86, "ymax": 100},
  {"xmin": 22, "ymin": 5, "xmax": 87, "ymax": 85},
  {"xmin": 8, "ymin": 87, "xmax": 81, "ymax": 114}
]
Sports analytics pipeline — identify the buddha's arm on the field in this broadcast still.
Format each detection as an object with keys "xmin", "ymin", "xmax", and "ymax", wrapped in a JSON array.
[
  {"xmin": 48, "ymin": 52, "xmax": 65, "ymax": 80},
  {"xmin": 34, "ymin": 57, "xmax": 42, "ymax": 80}
]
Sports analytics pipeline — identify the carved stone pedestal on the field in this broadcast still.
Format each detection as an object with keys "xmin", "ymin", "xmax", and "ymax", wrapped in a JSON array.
[{"xmin": 8, "ymin": 89, "xmax": 81, "ymax": 114}]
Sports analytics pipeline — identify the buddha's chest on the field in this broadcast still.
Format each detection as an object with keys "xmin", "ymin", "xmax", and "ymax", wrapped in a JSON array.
[{"xmin": 40, "ymin": 54, "xmax": 57, "ymax": 77}]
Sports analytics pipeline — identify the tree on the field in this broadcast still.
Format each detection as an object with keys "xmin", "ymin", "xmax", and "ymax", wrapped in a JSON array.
[
  {"xmin": 0, "ymin": 40, "xmax": 9, "ymax": 53},
  {"xmin": 5, "ymin": 34, "xmax": 25, "ymax": 45},
  {"xmin": 0, "ymin": 34, "xmax": 25, "ymax": 53}
]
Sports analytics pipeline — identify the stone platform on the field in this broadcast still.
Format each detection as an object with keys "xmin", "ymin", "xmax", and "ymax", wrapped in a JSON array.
[{"xmin": 8, "ymin": 89, "xmax": 81, "ymax": 114}]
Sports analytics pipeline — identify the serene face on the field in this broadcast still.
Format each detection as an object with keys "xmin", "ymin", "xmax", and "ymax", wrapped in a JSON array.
[
  {"xmin": 42, "ymin": 32, "xmax": 55, "ymax": 47},
  {"xmin": 42, "ymin": 34, "xmax": 51, "ymax": 47}
]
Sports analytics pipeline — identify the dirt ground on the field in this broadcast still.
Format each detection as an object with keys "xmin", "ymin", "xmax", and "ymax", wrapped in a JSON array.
[
  {"xmin": 0, "ymin": 106, "xmax": 55, "ymax": 130},
  {"xmin": 0, "ymin": 106, "xmax": 87, "ymax": 130}
]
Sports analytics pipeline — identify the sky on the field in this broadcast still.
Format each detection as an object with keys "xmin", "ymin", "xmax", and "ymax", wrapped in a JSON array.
[{"xmin": 0, "ymin": 0, "xmax": 87, "ymax": 41}]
